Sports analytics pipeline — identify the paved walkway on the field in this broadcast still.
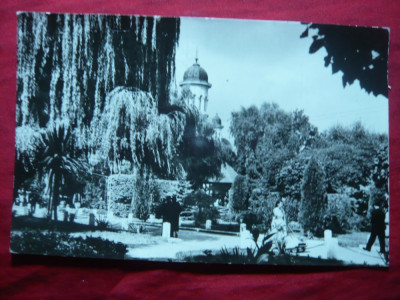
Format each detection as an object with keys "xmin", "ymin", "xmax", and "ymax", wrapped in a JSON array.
[
  {"xmin": 298, "ymin": 239, "xmax": 386, "ymax": 266},
  {"xmin": 127, "ymin": 230, "xmax": 242, "ymax": 260}
]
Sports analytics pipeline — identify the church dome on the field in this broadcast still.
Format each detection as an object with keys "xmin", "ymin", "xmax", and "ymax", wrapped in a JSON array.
[{"xmin": 180, "ymin": 59, "xmax": 212, "ymax": 88}]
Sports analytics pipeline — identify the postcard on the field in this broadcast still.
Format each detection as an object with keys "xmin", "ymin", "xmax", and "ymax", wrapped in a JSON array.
[{"xmin": 11, "ymin": 12, "xmax": 389, "ymax": 266}]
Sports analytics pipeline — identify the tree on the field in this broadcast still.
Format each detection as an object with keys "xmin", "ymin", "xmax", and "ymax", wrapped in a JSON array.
[
  {"xmin": 301, "ymin": 23, "xmax": 389, "ymax": 97},
  {"xmin": 176, "ymin": 98, "xmax": 225, "ymax": 188},
  {"xmin": 131, "ymin": 174, "xmax": 160, "ymax": 222},
  {"xmin": 230, "ymin": 175, "xmax": 251, "ymax": 212},
  {"xmin": 316, "ymin": 123, "xmax": 386, "ymax": 219},
  {"xmin": 17, "ymin": 13, "xmax": 180, "ymax": 130},
  {"xmin": 372, "ymin": 144, "xmax": 389, "ymax": 192},
  {"xmin": 299, "ymin": 157, "xmax": 327, "ymax": 236},
  {"xmin": 368, "ymin": 143, "xmax": 389, "ymax": 215},
  {"xmin": 230, "ymin": 103, "xmax": 319, "ymax": 227},
  {"xmin": 276, "ymin": 156, "xmax": 308, "ymax": 222},
  {"xmin": 99, "ymin": 87, "xmax": 186, "ymax": 177},
  {"xmin": 176, "ymin": 180, "xmax": 193, "ymax": 204},
  {"xmin": 249, "ymin": 189, "xmax": 280, "ymax": 232},
  {"xmin": 231, "ymin": 104, "xmax": 316, "ymax": 186},
  {"xmin": 35, "ymin": 124, "xmax": 84, "ymax": 220}
]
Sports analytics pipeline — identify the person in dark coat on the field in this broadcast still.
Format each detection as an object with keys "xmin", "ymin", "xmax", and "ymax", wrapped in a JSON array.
[
  {"xmin": 170, "ymin": 196, "xmax": 182, "ymax": 238},
  {"xmin": 155, "ymin": 196, "xmax": 182, "ymax": 238},
  {"xmin": 364, "ymin": 203, "xmax": 386, "ymax": 253}
]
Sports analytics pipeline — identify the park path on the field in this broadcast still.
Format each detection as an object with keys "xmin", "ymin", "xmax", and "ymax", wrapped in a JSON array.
[
  {"xmin": 127, "ymin": 230, "xmax": 241, "ymax": 260},
  {"xmin": 71, "ymin": 227, "xmax": 387, "ymax": 266},
  {"xmin": 127, "ymin": 232, "xmax": 386, "ymax": 266},
  {"xmin": 298, "ymin": 239, "xmax": 386, "ymax": 266}
]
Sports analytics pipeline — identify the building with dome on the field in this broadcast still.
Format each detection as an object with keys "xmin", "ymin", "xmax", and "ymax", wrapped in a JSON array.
[
  {"xmin": 179, "ymin": 58, "xmax": 212, "ymax": 113},
  {"xmin": 180, "ymin": 57, "xmax": 237, "ymax": 205}
]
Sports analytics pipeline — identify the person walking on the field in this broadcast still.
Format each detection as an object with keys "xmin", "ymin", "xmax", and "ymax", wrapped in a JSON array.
[
  {"xmin": 364, "ymin": 203, "xmax": 386, "ymax": 253},
  {"xmin": 170, "ymin": 196, "xmax": 182, "ymax": 238}
]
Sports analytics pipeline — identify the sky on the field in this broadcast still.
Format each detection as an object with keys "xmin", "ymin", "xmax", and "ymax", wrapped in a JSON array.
[{"xmin": 174, "ymin": 17, "xmax": 389, "ymax": 141}]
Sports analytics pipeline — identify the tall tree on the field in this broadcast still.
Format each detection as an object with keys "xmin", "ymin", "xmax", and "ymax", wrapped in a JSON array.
[
  {"xmin": 299, "ymin": 156, "xmax": 327, "ymax": 236},
  {"xmin": 99, "ymin": 87, "xmax": 186, "ymax": 177},
  {"xmin": 174, "ymin": 97, "xmax": 226, "ymax": 188},
  {"xmin": 16, "ymin": 12, "xmax": 180, "ymax": 159}
]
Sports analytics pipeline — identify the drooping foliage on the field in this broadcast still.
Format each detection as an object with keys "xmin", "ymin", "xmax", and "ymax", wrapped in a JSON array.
[
  {"xmin": 99, "ymin": 87, "xmax": 186, "ymax": 176},
  {"xmin": 16, "ymin": 12, "xmax": 181, "ymax": 177},
  {"xmin": 300, "ymin": 23, "xmax": 389, "ymax": 97},
  {"xmin": 17, "ymin": 13, "xmax": 180, "ymax": 131}
]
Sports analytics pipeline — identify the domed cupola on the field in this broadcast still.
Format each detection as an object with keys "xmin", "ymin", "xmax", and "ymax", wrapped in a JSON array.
[
  {"xmin": 180, "ymin": 58, "xmax": 212, "ymax": 113},
  {"xmin": 181, "ymin": 59, "xmax": 212, "ymax": 88}
]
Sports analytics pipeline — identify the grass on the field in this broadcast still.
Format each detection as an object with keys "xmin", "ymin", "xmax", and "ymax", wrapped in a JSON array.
[{"xmin": 337, "ymin": 231, "xmax": 371, "ymax": 248}]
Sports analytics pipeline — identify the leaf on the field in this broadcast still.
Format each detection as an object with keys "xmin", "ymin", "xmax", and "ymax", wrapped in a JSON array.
[
  {"xmin": 309, "ymin": 38, "xmax": 324, "ymax": 54},
  {"xmin": 324, "ymin": 55, "xmax": 332, "ymax": 67},
  {"xmin": 332, "ymin": 62, "xmax": 340, "ymax": 74},
  {"xmin": 300, "ymin": 27, "xmax": 309, "ymax": 38},
  {"xmin": 262, "ymin": 232, "xmax": 275, "ymax": 244}
]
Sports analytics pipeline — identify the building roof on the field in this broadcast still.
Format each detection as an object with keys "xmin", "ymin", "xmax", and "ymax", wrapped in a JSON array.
[
  {"xmin": 179, "ymin": 59, "xmax": 212, "ymax": 88},
  {"xmin": 209, "ymin": 164, "xmax": 237, "ymax": 184}
]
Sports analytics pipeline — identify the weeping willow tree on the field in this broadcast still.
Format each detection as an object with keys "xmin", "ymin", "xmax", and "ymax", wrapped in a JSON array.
[
  {"xmin": 99, "ymin": 87, "xmax": 186, "ymax": 177},
  {"xmin": 15, "ymin": 12, "xmax": 181, "ymax": 184},
  {"xmin": 16, "ymin": 12, "xmax": 180, "ymax": 146}
]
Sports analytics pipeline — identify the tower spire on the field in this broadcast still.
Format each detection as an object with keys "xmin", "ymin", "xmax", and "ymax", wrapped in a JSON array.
[{"xmin": 195, "ymin": 49, "xmax": 198, "ymax": 64}]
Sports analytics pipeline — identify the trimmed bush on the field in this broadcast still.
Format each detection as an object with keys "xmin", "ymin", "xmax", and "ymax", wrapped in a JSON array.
[{"xmin": 10, "ymin": 231, "xmax": 127, "ymax": 259}]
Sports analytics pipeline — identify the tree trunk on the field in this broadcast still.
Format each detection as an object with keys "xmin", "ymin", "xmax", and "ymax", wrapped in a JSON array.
[
  {"xmin": 52, "ymin": 172, "xmax": 61, "ymax": 221},
  {"xmin": 47, "ymin": 174, "xmax": 54, "ymax": 220}
]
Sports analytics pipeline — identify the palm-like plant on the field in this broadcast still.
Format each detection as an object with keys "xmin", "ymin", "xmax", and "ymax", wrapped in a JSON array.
[{"xmin": 36, "ymin": 125, "xmax": 84, "ymax": 221}]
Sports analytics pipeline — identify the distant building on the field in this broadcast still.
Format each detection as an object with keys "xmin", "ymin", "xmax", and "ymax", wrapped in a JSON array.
[
  {"xmin": 204, "ymin": 164, "xmax": 238, "ymax": 205},
  {"xmin": 179, "ymin": 58, "xmax": 212, "ymax": 113},
  {"xmin": 180, "ymin": 57, "xmax": 236, "ymax": 205}
]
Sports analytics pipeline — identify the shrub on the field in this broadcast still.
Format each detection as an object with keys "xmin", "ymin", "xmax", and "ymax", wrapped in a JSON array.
[
  {"xmin": 194, "ymin": 206, "xmax": 219, "ymax": 227},
  {"xmin": 10, "ymin": 231, "xmax": 127, "ymax": 259},
  {"xmin": 325, "ymin": 193, "xmax": 355, "ymax": 233},
  {"xmin": 220, "ymin": 247, "xmax": 250, "ymax": 264},
  {"xmin": 184, "ymin": 190, "xmax": 220, "ymax": 226},
  {"xmin": 95, "ymin": 216, "xmax": 109, "ymax": 231}
]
